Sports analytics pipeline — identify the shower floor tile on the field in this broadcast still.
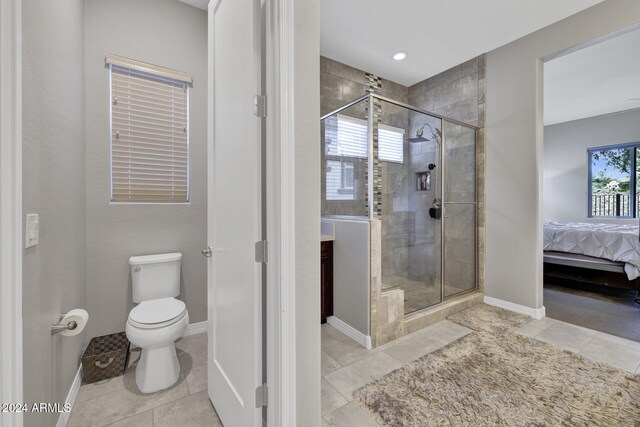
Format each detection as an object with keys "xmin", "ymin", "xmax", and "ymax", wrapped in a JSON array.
[{"xmin": 382, "ymin": 276, "xmax": 470, "ymax": 314}]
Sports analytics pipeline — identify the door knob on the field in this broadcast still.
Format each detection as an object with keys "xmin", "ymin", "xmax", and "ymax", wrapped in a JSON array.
[{"xmin": 201, "ymin": 246, "xmax": 213, "ymax": 257}]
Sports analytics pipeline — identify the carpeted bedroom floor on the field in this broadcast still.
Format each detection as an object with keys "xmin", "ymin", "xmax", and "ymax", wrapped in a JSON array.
[{"xmin": 544, "ymin": 282, "xmax": 640, "ymax": 342}]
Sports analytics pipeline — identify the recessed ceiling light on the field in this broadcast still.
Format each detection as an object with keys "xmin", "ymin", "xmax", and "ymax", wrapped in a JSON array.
[{"xmin": 392, "ymin": 51, "xmax": 407, "ymax": 61}]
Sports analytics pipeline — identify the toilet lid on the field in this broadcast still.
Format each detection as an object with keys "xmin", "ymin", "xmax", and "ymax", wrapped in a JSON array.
[{"xmin": 129, "ymin": 297, "xmax": 186, "ymax": 325}]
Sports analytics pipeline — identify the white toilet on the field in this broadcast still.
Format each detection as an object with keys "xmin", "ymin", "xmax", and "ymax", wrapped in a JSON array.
[{"xmin": 125, "ymin": 253, "xmax": 189, "ymax": 393}]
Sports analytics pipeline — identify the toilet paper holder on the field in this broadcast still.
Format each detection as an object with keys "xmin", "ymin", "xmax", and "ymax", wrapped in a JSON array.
[{"xmin": 51, "ymin": 313, "xmax": 78, "ymax": 336}]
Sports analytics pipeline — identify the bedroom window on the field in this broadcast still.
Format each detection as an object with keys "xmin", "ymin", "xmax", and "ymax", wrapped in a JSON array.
[
  {"xmin": 107, "ymin": 54, "xmax": 192, "ymax": 203},
  {"xmin": 588, "ymin": 144, "xmax": 640, "ymax": 218}
]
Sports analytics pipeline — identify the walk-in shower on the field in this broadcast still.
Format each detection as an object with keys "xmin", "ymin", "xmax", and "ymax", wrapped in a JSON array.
[{"xmin": 321, "ymin": 93, "xmax": 477, "ymax": 317}]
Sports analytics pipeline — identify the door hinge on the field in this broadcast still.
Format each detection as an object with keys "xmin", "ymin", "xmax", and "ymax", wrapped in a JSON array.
[
  {"xmin": 255, "ymin": 240, "xmax": 268, "ymax": 263},
  {"xmin": 255, "ymin": 384, "xmax": 268, "ymax": 408},
  {"xmin": 254, "ymin": 95, "xmax": 267, "ymax": 118}
]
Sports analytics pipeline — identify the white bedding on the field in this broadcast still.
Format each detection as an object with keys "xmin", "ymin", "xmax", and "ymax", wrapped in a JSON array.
[{"xmin": 543, "ymin": 221, "xmax": 640, "ymax": 280}]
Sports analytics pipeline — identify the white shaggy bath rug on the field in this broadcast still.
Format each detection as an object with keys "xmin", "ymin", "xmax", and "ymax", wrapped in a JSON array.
[{"xmin": 356, "ymin": 331, "xmax": 639, "ymax": 426}]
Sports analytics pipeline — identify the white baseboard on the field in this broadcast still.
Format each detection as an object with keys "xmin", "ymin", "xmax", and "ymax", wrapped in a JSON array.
[
  {"xmin": 56, "ymin": 364, "xmax": 83, "ymax": 427},
  {"xmin": 326, "ymin": 316, "xmax": 372, "ymax": 350},
  {"xmin": 484, "ymin": 296, "xmax": 546, "ymax": 320},
  {"xmin": 184, "ymin": 321, "xmax": 208, "ymax": 337}
]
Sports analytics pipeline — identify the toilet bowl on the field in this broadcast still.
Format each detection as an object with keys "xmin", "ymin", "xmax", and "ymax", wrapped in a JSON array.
[
  {"xmin": 125, "ymin": 253, "xmax": 187, "ymax": 394},
  {"xmin": 126, "ymin": 297, "xmax": 189, "ymax": 393}
]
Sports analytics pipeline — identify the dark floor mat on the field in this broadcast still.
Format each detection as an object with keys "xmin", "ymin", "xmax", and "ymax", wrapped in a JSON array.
[{"xmin": 544, "ymin": 282, "xmax": 640, "ymax": 342}]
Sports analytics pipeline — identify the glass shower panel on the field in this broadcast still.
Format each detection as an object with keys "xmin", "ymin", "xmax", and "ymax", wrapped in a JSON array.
[
  {"xmin": 443, "ymin": 122, "xmax": 476, "ymax": 297},
  {"xmin": 378, "ymin": 98, "xmax": 443, "ymax": 314},
  {"xmin": 321, "ymin": 98, "xmax": 370, "ymax": 217}
]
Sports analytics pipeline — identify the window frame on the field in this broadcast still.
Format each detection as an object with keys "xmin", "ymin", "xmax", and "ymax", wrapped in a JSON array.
[{"xmin": 587, "ymin": 141, "xmax": 640, "ymax": 218}]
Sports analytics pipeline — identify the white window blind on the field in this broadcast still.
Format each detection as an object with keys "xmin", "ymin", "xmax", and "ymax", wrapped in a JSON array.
[
  {"xmin": 108, "ymin": 55, "xmax": 191, "ymax": 203},
  {"xmin": 325, "ymin": 115, "xmax": 405, "ymax": 162},
  {"xmin": 325, "ymin": 115, "xmax": 368, "ymax": 158},
  {"xmin": 324, "ymin": 114, "xmax": 406, "ymax": 201},
  {"xmin": 378, "ymin": 123, "xmax": 404, "ymax": 163}
]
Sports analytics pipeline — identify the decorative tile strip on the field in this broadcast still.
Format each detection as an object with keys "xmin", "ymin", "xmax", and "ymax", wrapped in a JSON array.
[{"xmin": 365, "ymin": 73, "xmax": 383, "ymax": 218}]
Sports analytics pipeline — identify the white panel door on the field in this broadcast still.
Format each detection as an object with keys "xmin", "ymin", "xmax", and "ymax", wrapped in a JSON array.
[{"xmin": 207, "ymin": 0, "xmax": 262, "ymax": 425}]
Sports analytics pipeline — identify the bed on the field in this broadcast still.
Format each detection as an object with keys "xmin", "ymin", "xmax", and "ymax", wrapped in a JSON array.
[{"xmin": 543, "ymin": 221, "xmax": 640, "ymax": 304}]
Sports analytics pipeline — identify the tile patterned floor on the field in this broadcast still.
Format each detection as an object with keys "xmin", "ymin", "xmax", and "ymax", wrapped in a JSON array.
[
  {"xmin": 69, "ymin": 319, "xmax": 640, "ymax": 427},
  {"xmin": 68, "ymin": 333, "xmax": 221, "ymax": 427},
  {"xmin": 321, "ymin": 317, "xmax": 640, "ymax": 426}
]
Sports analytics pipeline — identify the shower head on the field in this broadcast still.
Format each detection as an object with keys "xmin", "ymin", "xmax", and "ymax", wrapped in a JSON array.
[
  {"xmin": 407, "ymin": 136, "xmax": 430, "ymax": 143},
  {"xmin": 408, "ymin": 123, "xmax": 441, "ymax": 144}
]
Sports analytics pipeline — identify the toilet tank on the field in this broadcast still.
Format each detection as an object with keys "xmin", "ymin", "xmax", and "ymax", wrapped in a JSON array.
[{"xmin": 129, "ymin": 253, "xmax": 182, "ymax": 303}]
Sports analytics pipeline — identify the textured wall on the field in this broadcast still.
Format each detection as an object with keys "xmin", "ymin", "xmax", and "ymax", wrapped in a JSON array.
[
  {"xmin": 84, "ymin": 0, "xmax": 208, "ymax": 338},
  {"xmin": 486, "ymin": 0, "xmax": 640, "ymax": 310},
  {"xmin": 544, "ymin": 108, "xmax": 640, "ymax": 224},
  {"xmin": 22, "ymin": 1, "xmax": 87, "ymax": 426}
]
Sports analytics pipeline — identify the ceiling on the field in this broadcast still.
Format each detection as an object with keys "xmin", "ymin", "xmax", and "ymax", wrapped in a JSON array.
[
  {"xmin": 544, "ymin": 27, "xmax": 640, "ymax": 126},
  {"xmin": 177, "ymin": 0, "xmax": 208, "ymax": 11},
  {"xmin": 320, "ymin": 0, "xmax": 604, "ymax": 87}
]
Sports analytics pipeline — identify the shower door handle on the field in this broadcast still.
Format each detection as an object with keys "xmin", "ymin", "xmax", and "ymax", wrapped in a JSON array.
[{"xmin": 201, "ymin": 246, "xmax": 213, "ymax": 257}]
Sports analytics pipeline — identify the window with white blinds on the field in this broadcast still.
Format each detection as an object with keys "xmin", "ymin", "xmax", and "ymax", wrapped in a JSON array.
[
  {"xmin": 324, "ymin": 115, "xmax": 368, "ymax": 158},
  {"xmin": 324, "ymin": 115, "xmax": 405, "ymax": 201},
  {"xmin": 378, "ymin": 123, "xmax": 405, "ymax": 164},
  {"xmin": 108, "ymin": 55, "xmax": 191, "ymax": 203},
  {"xmin": 325, "ymin": 115, "xmax": 404, "ymax": 162}
]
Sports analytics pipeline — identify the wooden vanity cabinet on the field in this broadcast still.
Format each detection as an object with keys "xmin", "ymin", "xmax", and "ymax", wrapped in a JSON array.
[{"xmin": 320, "ymin": 241, "xmax": 334, "ymax": 323}]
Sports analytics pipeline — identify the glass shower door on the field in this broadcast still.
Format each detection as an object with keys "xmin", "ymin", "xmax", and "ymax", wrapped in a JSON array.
[
  {"xmin": 378, "ymin": 98, "xmax": 443, "ymax": 314},
  {"xmin": 443, "ymin": 122, "xmax": 476, "ymax": 297}
]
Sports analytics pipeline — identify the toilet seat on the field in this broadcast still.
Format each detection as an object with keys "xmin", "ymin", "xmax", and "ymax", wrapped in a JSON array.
[{"xmin": 128, "ymin": 297, "xmax": 186, "ymax": 329}]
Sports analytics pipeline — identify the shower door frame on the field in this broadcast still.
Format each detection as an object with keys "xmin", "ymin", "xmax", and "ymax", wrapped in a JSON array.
[{"xmin": 322, "ymin": 93, "xmax": 480, "ymax": 310}]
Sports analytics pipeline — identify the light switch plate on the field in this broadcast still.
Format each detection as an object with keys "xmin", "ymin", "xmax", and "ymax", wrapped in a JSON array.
[{"xmin": 25, "ymin": 214, "xmax": 39, "ymax": 248}]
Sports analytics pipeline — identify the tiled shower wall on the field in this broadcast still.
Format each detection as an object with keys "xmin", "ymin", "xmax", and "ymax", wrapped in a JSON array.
[
  {"xmin": 408, "ymin": 55, "xmax": 486, "ymax": 293},
  {"xmin": 320, "ymin": 55, "xmax": 486, "ymax": 346},
  {"xmin": 320, "ymin": 57, "xmax": 412, "ymax": 279},
  {"xmin": 320, "ymin": 56, "xmax": 408, "ymax": 117},
  {"xmin": 320, "ymin": 56, "xmax": 409, "ymax": 218}
]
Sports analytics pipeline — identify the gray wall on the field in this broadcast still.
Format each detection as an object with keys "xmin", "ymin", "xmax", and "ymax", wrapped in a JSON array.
[
  {"xmin": 485, "ymin": 0, "xmax": 640, "ymax": 310},
  {"xmin": 84, "ymin": 0, "xmax": 208, "ymax": 337},
  {"xmin": 544, "ymin": 108, "xmax": 640, "ymax": 224},
  {"xmin": 296, "ymin": 0, "xmax": 321, "ymax": 425},
  {"xmin": 327, "ymin": 220, "xmax": 371, "ymax": 336},
  {"xmin": 22, "ymin": 1, "xmax": 87, "ymax": 426}
]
